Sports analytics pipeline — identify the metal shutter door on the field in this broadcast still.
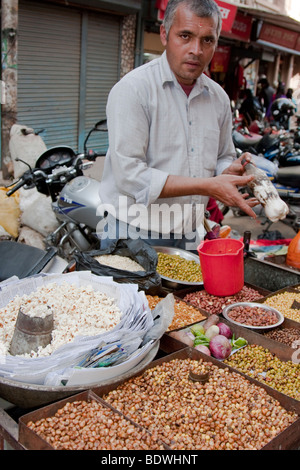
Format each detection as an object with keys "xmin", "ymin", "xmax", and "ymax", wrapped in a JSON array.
[
  {"xmin": 84, "ymin": 13, "xmax": 121, "ymax": 153},
  {"xmin": 17, "ymin": 0, "xmax": 81, "ymax": 150}
]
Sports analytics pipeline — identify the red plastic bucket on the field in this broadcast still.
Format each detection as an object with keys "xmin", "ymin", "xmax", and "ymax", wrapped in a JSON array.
[{"xmin": 197, "ymin": 239, "xmax": 244, "ymax": 296}]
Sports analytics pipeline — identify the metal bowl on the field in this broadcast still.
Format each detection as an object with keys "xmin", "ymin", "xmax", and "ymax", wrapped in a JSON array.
[
  {"xmin": 0, "ymin": 341, "xmax": 160, "ymax": 409},
  {"xmin": 154, "ymin": 246, "xmax": 203, "ymax": 290},
  {"xmin": 222, "ymin": 302, "xmax": 284, "ymax": 331}
]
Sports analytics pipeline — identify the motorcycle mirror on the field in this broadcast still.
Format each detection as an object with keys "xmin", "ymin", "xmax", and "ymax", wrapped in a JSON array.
[
  {"xmin": 94, "ymin": 119, "xmax": 107, "ymax": 132},
  {"xmin": 15, "ymin": 158, "xmax": 33, "ymax": 171},
  {"xmin": 83, "ymin": 119, "xmax": 108, "ymax": 155}
]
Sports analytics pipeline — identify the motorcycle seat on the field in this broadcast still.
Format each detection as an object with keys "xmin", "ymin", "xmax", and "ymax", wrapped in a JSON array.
[
  {"xmin": 0, "ymin": 241, "xmax": 57, "ymax": 282},
  {"xmin": 232, "ymin": 130, "xmax": 263, "ymax": 150},
  {"xmin": 277, "ymin": 165, "xmax": 300, "ymax": 190}
]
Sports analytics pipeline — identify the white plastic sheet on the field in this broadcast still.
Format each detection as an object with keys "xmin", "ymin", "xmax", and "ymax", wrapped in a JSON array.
[{"xmin": 0, "ymin": 272, "xmax": 154, "ymax": 385}]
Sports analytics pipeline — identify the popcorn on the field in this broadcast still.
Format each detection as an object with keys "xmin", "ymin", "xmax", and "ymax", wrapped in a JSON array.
[{"xmin": 0, "ymin": 282, "xmax": 122, "ymax": 357}]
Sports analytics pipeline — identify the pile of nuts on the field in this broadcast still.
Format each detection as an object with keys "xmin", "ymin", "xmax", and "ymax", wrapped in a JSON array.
[
  {"xmin": 227, "ymin": 304, "xmax": 278, "ymax": 327},
  {"xmin": 26, "ymin": 399, "xmax": 166, "ymax": 450},
  {"xmin": 263, "ymin": 291, "xmax": 300, "ymax": 323},
  {"xmin": 146, "ymin": 295, "xmax": 206, "ymax": 331},
  {"xmin": 224, "ymin": 344, "xmax": 300, "ymax": 400},
  {"xmin": 183, "ymin": 286, "xmax": 263, "ymax": 315},
  {"xmin": 264, "ymin": 327, "xmax": 300, "ymax": 348},
  {"xmin": 104, "ymin": 358, "xmax": 297, "ymax": 450},
  {"xmin": 156, "ymin": 253, "xmax": 203, "ymax": 283}
]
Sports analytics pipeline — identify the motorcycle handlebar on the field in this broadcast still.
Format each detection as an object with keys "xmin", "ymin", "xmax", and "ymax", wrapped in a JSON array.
[
  {"xmin": 6, "ymin": 168, "xmax": 48, "ymax": 197},
  {"xmin": 84, "ymin": 149, "xmax": 106, "ymax": 159},
  {"xmin": 6, "ymin": 178, "xmax": 27, "ymax": 196}
]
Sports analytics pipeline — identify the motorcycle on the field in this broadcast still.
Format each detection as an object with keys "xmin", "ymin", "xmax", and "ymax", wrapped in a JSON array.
[
  {"xmin": 232, "ymin": 97, "xmax": 300, "ymax": 167},
  {"xmin": 5, "ymin": 120, "xmax": 108, "ymax": 260},
  {"xmin": 228, "ymin": 150, "xmax": 300, "ymax": 233},
  {"xmin": 232, "ymin": 126, "xmax": 300, "ymax": 168}
]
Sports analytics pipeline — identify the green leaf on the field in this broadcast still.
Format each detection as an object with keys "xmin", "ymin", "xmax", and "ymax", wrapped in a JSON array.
[{"xmin": 231, "ymin": 337, "xmax": 248, "ymax": 349}]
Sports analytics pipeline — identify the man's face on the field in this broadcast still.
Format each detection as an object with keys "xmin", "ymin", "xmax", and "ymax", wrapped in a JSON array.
[{"xmin": 160, "ymin": 4, "xmax": 218, "ymax": 86}]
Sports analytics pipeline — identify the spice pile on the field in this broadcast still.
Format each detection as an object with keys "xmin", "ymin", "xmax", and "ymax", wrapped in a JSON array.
[
  {"xmin": 263, "ymin": 291, "xmax": 300, "ymax": 323},
  {"xmin": 26, "ymin": 399, "xmax": 165, "ymax": 450},
  {"xmin": 0, "ymin": 283, "xmax": 122, "ymax": 357},
  {"xmin": 103, "ymin": 358, "xmax": 297, "ymax": 450},
  {"xmin": 156, "ymin": 253, "xmax": 203, "ymax": 283},
  {"xmin": 224, "ymin": 344, "xmax": 300, "ymax": 400},
  {"xmin": 146, "ymin": 295, "xmax": 206, "ymax": 331},
  {"xmin": 183, "ymin": 286, "xmax": 263, "ymax": 315},
  {"xmin": 264, "ymin": 327, "xmax": 300, "ymax": 348}
]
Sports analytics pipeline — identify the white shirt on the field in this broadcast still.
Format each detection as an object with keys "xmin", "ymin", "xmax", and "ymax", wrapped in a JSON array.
[{"xmin": 99, "ymin": 51, "xmax": 236, "ymax": 236}]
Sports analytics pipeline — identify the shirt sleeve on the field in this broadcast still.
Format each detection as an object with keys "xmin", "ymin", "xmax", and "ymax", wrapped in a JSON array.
[
  {"xmin": 215, "ymin": 94, "xmax": 236, "ymax": 175},
  {"xmin": 106, "ymin": 78, "xmax": 169, "ymax": 207}
]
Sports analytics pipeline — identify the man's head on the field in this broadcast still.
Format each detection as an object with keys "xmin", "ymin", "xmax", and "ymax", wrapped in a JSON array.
[
  {"xmin": 163, "ymin": 0, "xmax": 222, "ymax": 39},
  {"xmin": 160, "ymin": 0, "xmax": 222, "ymax": 86},
  {"xmin": 258, "ymin": 78, "xmax": 269, "ymax": 89}
]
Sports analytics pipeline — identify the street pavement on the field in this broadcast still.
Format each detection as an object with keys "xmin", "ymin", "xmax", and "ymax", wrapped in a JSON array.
[{"xmin": 223, "ymin": 209, "xmax": 296, "ymax": 241}]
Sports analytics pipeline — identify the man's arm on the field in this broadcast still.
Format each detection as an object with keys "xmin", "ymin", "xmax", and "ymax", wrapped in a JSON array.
[{"xmin": 160, "ymin": 154, "xmax": 257, "ymax": 218}]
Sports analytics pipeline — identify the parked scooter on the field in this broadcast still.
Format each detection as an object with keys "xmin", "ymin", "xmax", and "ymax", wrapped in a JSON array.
[{"xmin": 5, "ymin": 120, "xmax": 107, "ymax": 260}]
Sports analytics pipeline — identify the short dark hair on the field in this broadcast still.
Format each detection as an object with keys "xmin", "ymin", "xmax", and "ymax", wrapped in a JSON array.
[
  {"xmin": 258, "ymin": 78, "xmax": 269, "ymax": 87},
  {"xmin": 163, "ymin": 0, "xmax": 222, "ymax": 38}
]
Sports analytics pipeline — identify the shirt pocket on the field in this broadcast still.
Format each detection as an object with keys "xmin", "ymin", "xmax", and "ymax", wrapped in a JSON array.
[{"xmin": 203, "ymin": 128, "xmax": 220, "ymax": 176}]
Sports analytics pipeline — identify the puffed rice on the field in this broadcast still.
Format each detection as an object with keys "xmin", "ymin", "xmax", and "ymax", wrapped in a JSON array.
[
  {"xmin": 94, "ymin": 254, "xmax": 145, "ymax": 272},
  {"xmin": 0, "ymin": 282, "xmax": 122, "ymax": 357},
  {"xmin": 21, "ymin": 303, "xmax": 52, "ymax": 318}
]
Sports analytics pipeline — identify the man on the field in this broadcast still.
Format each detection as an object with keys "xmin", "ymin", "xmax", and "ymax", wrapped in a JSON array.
[
  {"xmin": 99, "ymin": 0, "xmax": 256, "ymax": 251},
  {"xmin": 258, "ymin": 77, "xmax": 275, "ymax": 113}
]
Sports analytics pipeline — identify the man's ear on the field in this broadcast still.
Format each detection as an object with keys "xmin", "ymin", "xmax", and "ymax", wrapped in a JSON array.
[{"xmin": 160, "ymin": 23, "xmax": 167, "ymax": 47}]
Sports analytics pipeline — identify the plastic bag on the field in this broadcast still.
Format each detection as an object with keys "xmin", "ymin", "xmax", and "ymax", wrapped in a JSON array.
[
  {"xmin": 9, "ymin": 124, "xmax": 47, "ymax": 178},
  {"xmin": 74, "ymin": 238, "xmax": 162, "ymax": 292},
  {"xmin": 19, "ymin": 187, "xmax": 59, "ymax": 236},
  {"xmin": 0, "ymin": 272, "xmax": 154, "ymax": 385},
  {"xmin": 0, "ymin": 187, "xmax": 20, "ymax": 238}
]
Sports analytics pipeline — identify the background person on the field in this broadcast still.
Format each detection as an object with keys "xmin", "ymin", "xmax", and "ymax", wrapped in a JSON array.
[
  {"xmin": 239, "ymin": 88, "xmax": 258, "ymax": 126},
  {"xmin": 257, "ymin": 77, "xmax": 275, "ymax": 112},
  {"xmin": 99, "ymin": 0, "xmax": 257, "ymax": 251}
]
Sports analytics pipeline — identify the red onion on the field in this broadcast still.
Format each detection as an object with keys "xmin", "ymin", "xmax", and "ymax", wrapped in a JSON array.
[
  {"xmin": 169, "ymin": 330, "xmax": 195, "ymax": 347},
  {"xmin": 209, "ymin": 335, "xmax": 232, "ymax": 359},
  {"xmin": 195, "ymin": 345, "xmax": 211, "ymax": 355},
  {"xmin": 217, "ymin": 322, "xmax": 233, "ymax": 339}
]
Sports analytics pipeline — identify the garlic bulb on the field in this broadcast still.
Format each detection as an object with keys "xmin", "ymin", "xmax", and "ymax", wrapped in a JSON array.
[{"xmin": 244, "ymin": 161, "xmax": 289, "ymax": 223}]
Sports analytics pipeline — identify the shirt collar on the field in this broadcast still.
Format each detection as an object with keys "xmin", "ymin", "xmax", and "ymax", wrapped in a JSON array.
[{"xmin": 159, "ymin": 50, "xmax": 212, "ymax": 96}]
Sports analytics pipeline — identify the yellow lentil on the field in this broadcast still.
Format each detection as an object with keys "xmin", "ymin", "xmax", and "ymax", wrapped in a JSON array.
[
  {"xmin": 263, "ymin": 291, "xmax": 300, "ymax": 323},
  {"xmin": 224, "ymin": 344, "xmax": 300, "ymax": 401}
]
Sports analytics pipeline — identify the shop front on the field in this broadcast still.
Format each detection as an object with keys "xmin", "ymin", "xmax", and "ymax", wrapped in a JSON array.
[
  {"xmin": 143, "ymin": 0, "xmax": 300, "ymax": 102},
  {"xmin": 1, "ymin": 0, "xmax": 142, "ymax": 176}
]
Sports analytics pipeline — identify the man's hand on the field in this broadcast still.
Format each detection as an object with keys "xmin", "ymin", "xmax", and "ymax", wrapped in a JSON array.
[
  {"xmin": 222, "ymin": 153, "xmax": 252, "ymax": 176},
  {"xmin": 207, "ymin": 173, "xmax": 258, "ymax": 219},
  {"xmin": 160, "ymin": 152, "xmax": 259, "ymax": 218}
]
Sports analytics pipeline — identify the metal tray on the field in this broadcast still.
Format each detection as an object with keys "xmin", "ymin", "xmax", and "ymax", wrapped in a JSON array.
[
  {"xmin": 244, "ymin": 256, "xmax": 300, "ymax": 292},
  {"xmin": 154, "ymin": 246, "xmax": 203, "ymax": 289},
  {"xmin": 162, "ymin": 302, "xmax": 299, "ymax": 364},
  {"xmin": 18, "ymin": 390, "xmax": 171, "ymax": 450},
  {"xmin": 255, "ymin": 283, "xmax": 300, "ymax": 323},
  {"xmin": 91, "ymin": 347, "xmax": 300, "ymax": 450}
]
